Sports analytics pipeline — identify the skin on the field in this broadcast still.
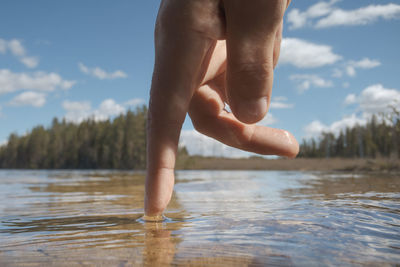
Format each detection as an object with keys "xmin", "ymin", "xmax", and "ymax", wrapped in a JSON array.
[{"xmin": 145, "ymin": 0, "xmax": 299, "ymax": 216}]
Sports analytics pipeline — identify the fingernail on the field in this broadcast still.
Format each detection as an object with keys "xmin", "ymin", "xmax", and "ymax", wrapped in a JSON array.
[{"xmin": 235, "ymin": 97, "xmax": 268, "ymax": 124}]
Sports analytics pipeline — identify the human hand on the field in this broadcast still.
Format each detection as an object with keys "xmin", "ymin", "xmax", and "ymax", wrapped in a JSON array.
[{"xmin": 145, "ymin": 0, "xmax": 299, "ymax": 216}]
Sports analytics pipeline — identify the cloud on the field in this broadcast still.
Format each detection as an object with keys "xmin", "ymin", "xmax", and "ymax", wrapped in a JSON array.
[
  {"xmin": 304, "ymin": 114, "xmax": 367, "ymax": 138},
  {"xmin": 342, "ymin": 82, "xmax": 350, "ymax": 88},
  {"xmin": 258, "ymin": 113, "xmax": 278, "ymax": 126},
  {"xmin": 345, "ymin": 58, "xmax": 381, "ymax": 77},
  {"xmin": 179, "ymin": 130, "xmax": 252, "ymax": 158},
  {"xmin": 0, "ymin": 139, "xmax": 7, "ymax": 147},
  {"xmin": 332, "ymin": 68, "xmax": 343, "ymax": 78},
  {"xmin": 93, "ymin": 99, "xmax": 125, "ymax": 121},
  {"xmin": 287, "ymin": 0, "xmax": 338, "ymax": 29},
  {"xmin": 289, "ymin": 74, "xmax": 333, "ymax": 92},
  {"xmin": 280, "ymin": 38, "xmax": 342, "ymax": 68},
  {"xmin": 346, "ymin": 84, "xmax": 400, "ymax": 115},
  {"xmin": 124, "ymin": 98, "xmax": 146, "ymax": 107},
  {"xmin": 304, "ymin": 84, "xmax": 400, "ymax": 138},
  {"xmin": 344, "ymin": 93, "xmax": 356, "ymax": 105},
  {"xmin": 9, "ymin": 91, "xmax": 46, "ymax": 107},
  {"xmin": 287, "ymin": 2, "xmax": 400, "ymax": 29},
  {"xmin": 63, "ymin": 99, "xmax": 126, "ymax": 123},
  {"xmin": 270, "ymin": 96, "xmax": 294, "ymax": 109},
  {"xmin": 0, "ymin": 38, "xmax": 39, "ymax": 68},
  {"xmin": 19, "ymin": 56, "xmax": 39, "ymax": 69},
  {"xmin": 303, "ymin": 120, "xmax": 328, "ymax": 139},
  {"xmin": 332, "ymin": 58, "xmax": 381, "ymax": 78},
  {"xmin": 316, "ymin": 3, "xmax": 400, "ymax": 28},
  {"xmin": 0, "ymin": 69, "xmax": 75, "ymax": 95},
  {"xmin": 78, "ymin": 62, "xmax": 127, "ymax": 80},
  {"xmin": 8, "ymin": 39, "xmax": 25, "ymax": 56},
  {"xmin": 63, "ymin": 101, "xmax": 92, "ymax": 123}
]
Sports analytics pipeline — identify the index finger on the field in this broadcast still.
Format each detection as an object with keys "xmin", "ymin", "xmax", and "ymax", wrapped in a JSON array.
[{"xmin": 145, "ymin": 0, "xmax": 222, "ymax": 216}]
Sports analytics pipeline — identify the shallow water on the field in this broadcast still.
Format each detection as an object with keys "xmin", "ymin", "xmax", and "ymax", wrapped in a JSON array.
[{"xmin": 0, "ymin": 170, "xmax": 399, "ymax": 266}]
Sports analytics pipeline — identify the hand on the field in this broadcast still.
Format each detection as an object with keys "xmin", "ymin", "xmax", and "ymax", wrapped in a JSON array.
[{"xmin": 145, "ymin": 0, "xmax": 299, "ymax": 216}]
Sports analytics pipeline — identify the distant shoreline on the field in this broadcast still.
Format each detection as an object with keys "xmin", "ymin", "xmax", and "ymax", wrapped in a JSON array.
[
  {"xmin": 0, "ymin": 157, "xmax": 399, "ymax": 172},
  {"xmin": 176, "ymin": 157, "xmax": 400, "ymax": 172}
]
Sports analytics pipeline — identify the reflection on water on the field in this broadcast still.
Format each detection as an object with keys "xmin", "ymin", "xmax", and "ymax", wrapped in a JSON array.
[{"xmin": 0, "ymin": 170, "xmax": 399, "ymax": 266}]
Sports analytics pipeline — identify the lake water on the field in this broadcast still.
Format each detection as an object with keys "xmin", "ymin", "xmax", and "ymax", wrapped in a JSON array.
[{"xmin": 0, "ymin": 170, "xmax": 399, "ymax": 266}]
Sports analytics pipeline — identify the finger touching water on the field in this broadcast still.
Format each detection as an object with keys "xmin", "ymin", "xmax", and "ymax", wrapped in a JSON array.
[
  {"xmin": 145, "ymin": 1, "xmax": 224, "ymax": 216},
  {"xmin": 146, "ymin": 0, "xmax": 296, "ymax": 216}
]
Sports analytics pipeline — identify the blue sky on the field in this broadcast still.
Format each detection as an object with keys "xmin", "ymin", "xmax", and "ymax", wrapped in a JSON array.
[{"xmin": 1, "ymin": 0, "xmax": 400, "ymax": 157}]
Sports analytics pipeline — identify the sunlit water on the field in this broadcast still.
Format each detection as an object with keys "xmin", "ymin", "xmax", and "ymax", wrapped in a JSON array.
[{"xmin": 0, "ymin": 170, "xmax": 399, "ymax": 266}]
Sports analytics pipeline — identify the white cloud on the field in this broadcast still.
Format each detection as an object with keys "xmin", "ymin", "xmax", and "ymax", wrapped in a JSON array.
[
  {"xmin": 333, "ymin": 58, "xmax": 381, "ymax": 78},
  {"xmin": 344, "ymin": 93, "xmax": 356, "ymax": 105},
  {"xmin": 345, "ymin": 66, "xmax": 356, "ymax": 77},
  {"xmin": 280, "ymin": 38, "xmax": 342, "ymax": 68},
  {"xmin": 8, "ymin": 39, "xmax": 26, "ymax": 56},
  {"xmin": 258, "ymin": 113, "xmax": 278, "ymax": 126},
  {"xmin": 272, "ymin": 96, "xmax": 287, "ymax": 102},
  {"xmin": 270, "ymin": 102, "xmax": 293, "ymax": 109},
  {"xmin": 316, "ymin": 3, "xmax": 400, "ymax": 28},
  {"xmin": 345, "ymin": 58, "xmax": 381, "ymax": 77},
  {"xmin": 352, "ymin": 58, "xmax": 381, "ymax": 69},
  {"xmin": 63, "ymin": 100, "xmax": 92, "ymax": 123},
  {"xmin": 93, "ymin": 99, "xmax": 125, "ymax": 121},
  {"xmin": 343, "ymin": 84, "xmax": 400, "ymax": 115},
  {"xmin": 305, "ymin": 84, "xmax": 400, "ymax": 138},
  {"xmin": 0, "ymin": 38, "xmax": 39, "ymax": 68},
  {"xmin": 332, "ymin": 68, "xmax": 343, "ymax": 78},
  {"xmin": 270, "ymin": 96, "xmax": 294, "ymax": 109},
  {"xmin": 0, "ymin": 69, "xmax": 75, "ymax": 95},
  {"xmin": 304, "ymin": 114, "xmax": 367, "ymax": 138},
  {"xmin": 124, "ymin": 98, "xmax": 145, "ymax": 107},
  {"xmin": 357, "ymin": 84, "xmax": 400, "ymax": 115},
  {"xmin": 287, "ymin": 0, "xmax": 338, "ymax": 29},
  {"xmin": 289, "ymin": 74, "xmax": 333, "ymax": 92},
  {"xmin": 0, "ymin": 139, "xmax": 7, "ymax": 147},
  {"xmin": 303, "ymin": 120, "xmax": 329, "ymax": 139},
  {"xmin": 78, "ymin": 62, "xmax": 127, "ymax": 80},
  {"xmin": 63, "ymin": 99, "xmax": 126, "ymax": 123},
  {"xmin": 78, "ymin": 62, "xmax": 89, "ymax": 74},
  {"xmin": 179, "ymin": 130, "xmax": 252, "ymax": 158},
  {"xmin": 9, "ymin": 91, "xmax": 46, "ymax": 107},
  {"xmin": 19, "ymin": 56, "xmax": 39, "ymax": 69},
  {"xmin": 288, "ymin": 2, "xmax": 400, "ymax": 29}
]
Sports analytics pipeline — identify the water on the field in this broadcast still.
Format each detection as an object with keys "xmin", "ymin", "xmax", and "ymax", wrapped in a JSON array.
[{"xmin": 0, "ymin": 170, "xmax": 399, "ymax": 266}]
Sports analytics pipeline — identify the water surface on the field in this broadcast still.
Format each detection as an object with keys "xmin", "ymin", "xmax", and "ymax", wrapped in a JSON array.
[{"xmin": 0, "ymin": 170, "xmax": 399, "ymax": 266}]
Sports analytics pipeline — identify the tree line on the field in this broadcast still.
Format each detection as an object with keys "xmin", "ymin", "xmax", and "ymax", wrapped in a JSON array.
[
  {"xmin": 1, "ymin": 105, "xmax": 399, "ymax": 169},
  {"xmin": 0, "ymin": 107, "xmax": 148, "ymax": 169},
  {"xmin": 298, "ymin": 110, "xmax": 400, "ymax": 159}
]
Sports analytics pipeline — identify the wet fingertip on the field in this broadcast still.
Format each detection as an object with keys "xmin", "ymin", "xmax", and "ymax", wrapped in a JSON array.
[
  {"xmin": 282, "ymin": 130, "xmax": 299, "ymax": 158},
  {"xmin": 140, "ymin": 214, "xmax": 167, "ymax": 222}
]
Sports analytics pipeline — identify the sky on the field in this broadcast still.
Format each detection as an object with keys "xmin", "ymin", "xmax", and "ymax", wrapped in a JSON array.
[{"xmin": 1, "ymin": 0, "xmax": 400, "ymax": 157}]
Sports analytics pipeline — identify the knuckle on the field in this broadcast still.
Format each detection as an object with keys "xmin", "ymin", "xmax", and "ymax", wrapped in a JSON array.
[
  {"xmin": 155, "ymin": 0, "xmax": 224, "ymax": 39},
  {"xmin": 231, "ymin": 62, "xmax": 273, "ymax": 82}
]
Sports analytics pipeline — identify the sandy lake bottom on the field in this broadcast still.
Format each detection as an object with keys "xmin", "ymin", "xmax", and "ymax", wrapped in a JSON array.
[{"xmin": 0, "ymin": 170, "xmax": 399, "ymax": 266}]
